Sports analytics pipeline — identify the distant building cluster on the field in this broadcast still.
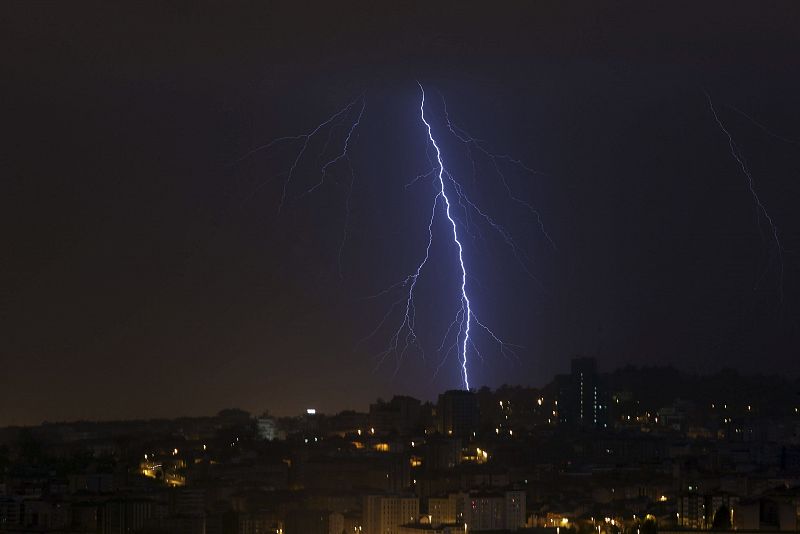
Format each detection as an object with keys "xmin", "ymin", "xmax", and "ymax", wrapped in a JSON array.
[{"xmin": 1, "ymin": 358, "xmax": 800, "ymax": 533}]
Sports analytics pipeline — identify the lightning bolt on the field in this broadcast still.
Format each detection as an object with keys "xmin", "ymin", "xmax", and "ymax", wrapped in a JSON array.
[
  {"xmin": 307, "ymin": 99, "xmax": 366, "ymax": 196},
  {"xmin": 372, "ymin": 83, "xmax": 534, "ymax": 390},
  {"xmin": 234, "ymin": 94, "xmax": 366, "ymax": 278},
  {"xmin": 235, "ymin": 94, "xmax": 365, "ymax": 214},
  {"xmin": 419, "ymin": 82, "xmax": 474, "ymax": 389},
  {"xmin": 439, "ymin": 93, "xmax": 555, "ymax": 249},
  {"xmin": 236, "ymin": 86, "xmax": 548, "ymax": 389},
  {"xmin": 705, "ymin": 91, "xmax": 784, "ymax": 300},
  {"xmin": 727, "ymin": 104, "xmax": 800, "ymax": 147},
  {"xmin": 406, "ymin": 96, "xmax": 552, "ymax": 286}
]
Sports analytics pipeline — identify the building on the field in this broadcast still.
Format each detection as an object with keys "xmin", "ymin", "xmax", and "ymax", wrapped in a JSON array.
[
  {"xmin": 370, "ymin": 396, "xmax": 422, "ymax": 435},
  {"xmin": 18, "ymin": 499, "xmax": 70, "ymax": 531},
  {"xmin": 678, "ymin": 491, "xmax": 738, "ymax": 530},
  {"xmin": 285, "ymin": 509, "xmax": 344, "ymax": 534},
  {"xmin": 238, "ymin": 511, "xmax": 283, "ymax": 534},
  {"xmin": 363, "ymin": 494, "xmax": 420, "ymax": 534},
  {"xmin": 436, "ymin": 390, "xmax": 479, "ymax": 437},
  {"xmin": 463, "ymin": 490, "xmax": 526, "ymax": 531},
  {"xmin": 556, "ymin": 357, "xmax": 608, "ymax": 428},
  {"xmin": 103, "ymin": 497, "xmax": 167, "ymax": 534},
  {"xmin": 423, "ymin": 437, "xmax": 462, "ymax": 471},
  {"xmin": 736, "ymin": 490, "xmax": 800, "ymax": 531},
  {"xmin": 427, "ymin": 495, "xmax": 457, "ymax": 526},
  {"xmin": 398, "ymin": 523, "xmax": 463, "ymax": 534},
  {"xmin": 0, "ymin": 498, "xmax": 21, "ymax": 527},
  {"xmin": 424, "ymin": 490, "xmax": 525, "ymax": 532}
]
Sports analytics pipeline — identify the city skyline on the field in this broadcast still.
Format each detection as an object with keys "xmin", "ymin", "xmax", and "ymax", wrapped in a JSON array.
[
  {"xmin": 2, "ymin": 359, "xmax": 797, "ymax": 428},
  {"xmin": 1, "ymin": 356, "xmax": 799, "ymax": 533}
]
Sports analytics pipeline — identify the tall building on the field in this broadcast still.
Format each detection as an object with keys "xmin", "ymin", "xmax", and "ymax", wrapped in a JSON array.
[
  {"xmin": 427, "ymin": 495, "xmax": 457, "ymax": 526},
  {"xmin": 556, "ymin": 357, "xmax": 608, "ymax": 428},
  {"xmin": 573, "ymin": 357, "xmax": 600, "ymax": 426},
  {"xmin": 103, "ymin": 498, "xmax": 167, "ymax": 534},
  {"xmin": 463, "ymin": 490, "xmax": 526, "ymax": 531},
  {"xmin": 426, "ymin": 493, "xmax": 468, "ymax": 526},
  {"xmin": 285, "ymin": 509, "xmax": 344, "ymax": 534},
  {"xmin": 425, "ymin": 490, "xmax": 525, "ymax": 531},
  {"xmin": 504, "ymin": 490, "xmax": 527, "ymax": 531},
  {"xmin": 369, "ymin": 396, "xmax": 422, "ymax": 434},
  {"xmin": 363, "ymin": 495, "xmax": 420, "ymax": 534},
  {"xmin": 678, "ymin": 491, "xmax": 738, "ymax": 530},
  {"xmin": 436, "ymin": 390, "xmax": 479, "ymax": 437},
  {"xmin": 238, "ymin": 511, "xmax": 282, "ymax": 534},
  {"xmin": 423, "ymin": 436, "xmax": 462, "ymax": 471}
]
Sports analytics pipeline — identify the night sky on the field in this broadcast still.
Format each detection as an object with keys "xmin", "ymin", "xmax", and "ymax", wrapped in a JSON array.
[{"xmin": 3, "ymin": 2, "xmax": 800, "ymax": 426}]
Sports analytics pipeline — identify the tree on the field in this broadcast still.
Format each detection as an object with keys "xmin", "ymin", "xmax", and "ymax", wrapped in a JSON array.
[
  {"xmin": 712, "ymin": 505, "xmax": 732, "ymax": 530},
  {"xmin": 640, "ymin": 516, "xmax": 657, "ymax": 534}
]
